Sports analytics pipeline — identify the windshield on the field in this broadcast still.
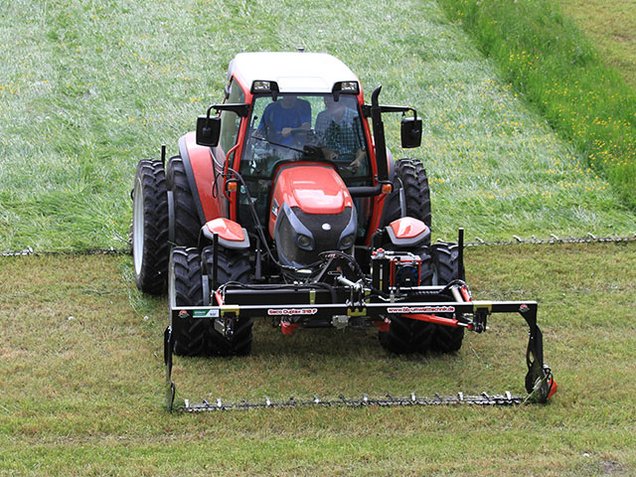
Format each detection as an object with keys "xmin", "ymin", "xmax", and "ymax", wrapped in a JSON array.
[{"xmin": 240, "ymin": 94, "xmax": 370, "ymax": 181}]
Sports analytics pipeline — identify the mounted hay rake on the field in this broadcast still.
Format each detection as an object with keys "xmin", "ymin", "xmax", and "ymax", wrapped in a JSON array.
[{"xmin": 131, "ymin": 52, "xmax": 557, "ymax": 411}]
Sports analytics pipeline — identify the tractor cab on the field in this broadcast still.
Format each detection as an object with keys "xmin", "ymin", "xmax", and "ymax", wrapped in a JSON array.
[
  {"xmin": 195, "ymin": 54, "xmax": 376, "ymax": 246},
  {"xmin": 193, "ymin": 52, "xmax": 423, "ymax": 267}
]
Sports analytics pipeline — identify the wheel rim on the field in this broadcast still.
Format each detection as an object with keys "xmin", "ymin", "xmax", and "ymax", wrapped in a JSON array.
[{"xmin": 132, "ymin": 178, "xmax": 144, "ymax": 276}]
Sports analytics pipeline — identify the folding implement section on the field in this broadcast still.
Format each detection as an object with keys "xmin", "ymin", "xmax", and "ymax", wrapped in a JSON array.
[{"xmin": 164, "ymin": 280, "xmax": 557, "ymax": 412}]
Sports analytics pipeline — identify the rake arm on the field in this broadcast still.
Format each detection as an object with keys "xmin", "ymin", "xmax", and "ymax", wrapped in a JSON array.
[{"xmin": 519, "ymin": 304, "xmax": 558, "ymax": 403}]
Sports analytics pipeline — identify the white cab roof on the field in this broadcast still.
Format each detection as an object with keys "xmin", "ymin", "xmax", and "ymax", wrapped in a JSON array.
[{"xmin": 228, "ymin": 52, "xmax": 359, "ymax": 94}]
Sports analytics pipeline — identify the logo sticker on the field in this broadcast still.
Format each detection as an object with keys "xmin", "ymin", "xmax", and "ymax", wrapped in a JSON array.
[
  {"xmin": 192, "ymin": 309, "xmax": 220, "ymax": 318},
  {"xmin": 267, "ymin": 308, "xmax": 318, "ymax": 316},
  {"xmin": 386, "ymin": 306, "xmax": 455, "ymax": 314}
]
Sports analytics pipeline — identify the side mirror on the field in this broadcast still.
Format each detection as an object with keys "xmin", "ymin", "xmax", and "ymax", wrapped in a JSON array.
[
  {"xmin": 400, "ymin": 117, "xmax": 422, "ymax": 148},
  {"xmin": 196, "ymin": 116, "xmax": 221, "ymax": 147}
]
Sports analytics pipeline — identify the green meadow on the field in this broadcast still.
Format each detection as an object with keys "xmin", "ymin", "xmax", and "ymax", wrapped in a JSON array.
[
  {"xmin": 439, "ymin": 0, "xmax": 636, "ymax": 210},
  {"xmin": 1, "ymin": 0, "xmax": 635, "ymax": 475}
]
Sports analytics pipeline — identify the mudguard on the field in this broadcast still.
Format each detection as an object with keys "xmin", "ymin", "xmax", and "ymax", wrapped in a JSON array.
[
  {"xmin": 177, "ymin": 132, "xmax": 226, "ymax": 224},
  {"xmin": 385, "ymin": 217, "xmax": 430, "ymax": 247},
  {"xmin": 202, "ymin": 218, "xmax": 250, "ymax": 250}
]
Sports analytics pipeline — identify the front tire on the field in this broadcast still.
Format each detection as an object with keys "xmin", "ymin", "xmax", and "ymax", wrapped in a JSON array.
[
  {"xmin": 201, "ymin": 245, "xmax": 253, "ymax": 356},
  {"xmin": 132, "ymin": 160, "xmax": 170, "ymax": 295},
  {"xmin": 169, "ymin": 247, "xmax": 208, "ymax": 356},
  {"xmin": 378, "ymin": 247, "xmax": 436, "ymax": 354},
  {"xmin": 168, "ymin": 246, "xmax": 253, "ymax": 356}
]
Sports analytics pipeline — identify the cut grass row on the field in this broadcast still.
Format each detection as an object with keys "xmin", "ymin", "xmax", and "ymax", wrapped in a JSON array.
[
  {"xmin": 1, "ymin": 0, "xmax": 634, "ymax": 252},
  {"xmin": 1, "ymin": 242, "xmax": 634, "ymax": 475},
  {"xmin": 438, "ymin": 0, "xmax": 636, "ymax": 210},
  {"xmin": 557, "ymin": 0, "xmax": 636, "ymax": 89}
]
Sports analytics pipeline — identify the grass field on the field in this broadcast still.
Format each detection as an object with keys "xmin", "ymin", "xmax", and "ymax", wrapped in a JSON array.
[
  {"xmin": 557, "ymin": 0, "xmax": 636, "ymax": 88},
  {"xmin": 1, "ymin": 0, "xmax": 636, "ymax": 475},
  {"xmin": 0, "ymin": 0, "xmax": 634, "ymax": 253},
  {"xmin": 438, "ymin": 0, "xmax": 636, "ymax": 210},
  {"xmin": 1, "ymin": 243, "xmax": 634, "ymax": 476}
]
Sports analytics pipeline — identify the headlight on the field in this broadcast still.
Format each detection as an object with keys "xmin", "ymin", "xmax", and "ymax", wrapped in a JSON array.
[
  {"xmin": 339, "ymin": 234, "xmax": 355, "ymax": 250},
  {"xmin": 297, "ymin": 234, "xmax": 314, "ymax": 250}
]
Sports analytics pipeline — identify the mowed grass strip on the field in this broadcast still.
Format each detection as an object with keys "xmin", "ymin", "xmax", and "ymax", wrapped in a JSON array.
[
  {"xmin": 1, "ymin": 242, "xmax": 634, "ymax": 475},
  {"xmin": 0, "ymin": 0, "xmax": 634, "ymax": 253},
  {"xmin": 438, "ymin": 0, "xmax": 636, "ymax": 210},
  {"xmin": 557, "ymin": 0, "xmax": 636, "ymax": 89}
]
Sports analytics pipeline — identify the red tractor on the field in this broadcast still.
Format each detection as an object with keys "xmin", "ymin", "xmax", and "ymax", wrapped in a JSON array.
[{"xmin": 131, "ymin": 52, "xmax": 555, "ymax": 410}]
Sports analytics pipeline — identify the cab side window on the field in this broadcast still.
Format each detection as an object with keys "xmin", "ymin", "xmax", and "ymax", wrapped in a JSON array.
[{"xmin": 219, "ymin": 80, "xmax": 245, "ymax": 155}]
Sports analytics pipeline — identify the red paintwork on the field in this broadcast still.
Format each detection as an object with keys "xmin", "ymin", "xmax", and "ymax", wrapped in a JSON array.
[
  {"xmin": 205, "ymin": 218, "xmax": 246, "ymax": 242},
  {"xmin": 278, "ymin": 165, "xmax": 353, "ymax": 213},
  {"xmin": 180, "ymin": 132, "xmax": 225, "ymax": 222},
  {"xmin": 358, "ymin": 91, "xmax": 384, "ymax": 245},
  {"xmin": 268, "ymin": 164, "xmax": 353, "ymax": 238},
  {"xmin": 363, "ymin": 146, "xmax": 393, "ymax": 246},
  {"xmin": 389, "ymin": 217, "xmax": 429, "ymax": 239},
  {"xmin": 281, "ymin": 322, "xmax": 300, "ymax": 336},
  {"xmin": 460, "ymin": 286, "xmax": 471, "ymax": 302},
  {"xmin": 408, "ymin": 314, "xmax": 460, "ymax": 328},
  {"xmin": 372, "ymin": 318, "xmax": 391, "ymax": 333},
  {"xmin": 547, "ymin": 377, "xmax": 558, "ymax": 400},
  {"xmin": 214, "ymin": 290, "xmax": 224, "ymax": 306},
  {"xmin": 227, "ymin": 75, "xmax": 252, "ymax": 222}
]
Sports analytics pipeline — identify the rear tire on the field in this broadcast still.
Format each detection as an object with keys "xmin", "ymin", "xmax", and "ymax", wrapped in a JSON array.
[
  {"xmin": 132, "ymin": 160, "xmax": 170, "ymax": 295},
  {"xmin": 381, "ymin": 158, "xmax": 432, "ymax": 231},
  {"xmin": 167, "ymin": 156, "xmax": 201, "ymax": 247},
  {"xmin": 378, "ymin": 247, "xmax": 436, "ymax": 354}
]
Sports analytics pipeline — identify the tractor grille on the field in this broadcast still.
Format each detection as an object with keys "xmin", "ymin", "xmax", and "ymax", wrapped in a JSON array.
[{"xmin": 276, "ymin": 206, "xmax": 354, "ymax": 267}]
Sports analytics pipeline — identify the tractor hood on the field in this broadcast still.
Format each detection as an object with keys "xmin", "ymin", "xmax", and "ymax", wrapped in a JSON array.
[{"xmin": 271, "ymin": 164, "xmax": 353, "ymax": 217}]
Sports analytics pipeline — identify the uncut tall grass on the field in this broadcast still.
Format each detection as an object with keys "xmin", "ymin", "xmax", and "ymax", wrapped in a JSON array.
[
  {"xmin": 0, "ymin": 0, "xmax": 634, "ymax": 252},
  {"xmin": 438, "ymin": 0, "xmax": 636, "ymax": 210}
]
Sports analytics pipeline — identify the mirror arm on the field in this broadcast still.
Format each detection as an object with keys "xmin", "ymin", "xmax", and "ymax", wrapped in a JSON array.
[
  {"xmin": 362, "ymin": 105, "xmax": 418, "ymax": 119},
  {"xmin": 206, "ymin": 103, "xmax": 250, "ymax": 118}
]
